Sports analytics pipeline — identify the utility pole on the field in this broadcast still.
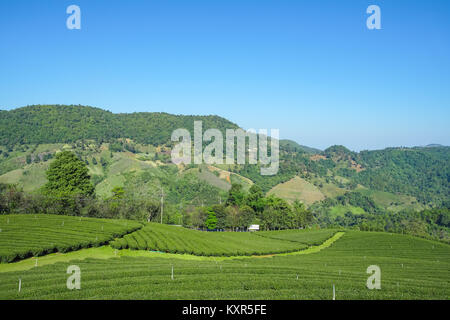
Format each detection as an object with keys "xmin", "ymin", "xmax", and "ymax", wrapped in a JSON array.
[{"xmin": 160, "ymin": 186, "xmax": 164, "ymax": 224}]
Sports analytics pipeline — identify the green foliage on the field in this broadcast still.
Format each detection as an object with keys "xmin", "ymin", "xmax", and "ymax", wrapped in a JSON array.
[
  {"xmin": 111, "ymin": 187, "xmax": 125, "ymax": 199},
  {"xmin": 183, "ymin": 183, "xmax": 313, "ymax": 231},
  {"xmin": 354, "ymin": 147, "xmax": 450, "ymax": 206},
  {"xmin": 43, "ymin": 151, "xmax": 94, "ymax": 198},
  {"xmin": 226, "ymin": 183, "xmax": 245, "ymax": 206},
  {"xmin": 205, "ymin": 209, "xmax": 217, "ymax": 230}
]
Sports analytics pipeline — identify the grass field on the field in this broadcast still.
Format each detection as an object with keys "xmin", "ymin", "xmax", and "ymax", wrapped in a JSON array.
[
  {"xmin": 268, "ymin": 176, "xmax": 325, "ymax": 205},
  {"xmin": 110, "ymin": 223, "xmax": 313, "ymax": 256},
  {"xmin": 0, "ymin": 215, "xmax": 142, "ymax": 263},
  {"xmin": 0, "ymin": 162, "xmax": 50, "ymax": 192},
  {"xmin": 0, "ymin": 231, "xmax": 448, "ymax": 299},
  {"xmin": 189, "ymin": 167, "xmax": 232, "ymax": 191}
]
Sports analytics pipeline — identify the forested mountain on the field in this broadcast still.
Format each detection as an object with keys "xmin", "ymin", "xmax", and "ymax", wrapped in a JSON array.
[
  {"xmin": 330, "ymin": 146, "xmax": 450, "ymax": 206},
  {"xmin": 0, "ymin": 105, "xmax": 239, "ymax": 146},
  {"xmin": 279, "ymin": 139, "xmax": 321, "ymax": 154}
]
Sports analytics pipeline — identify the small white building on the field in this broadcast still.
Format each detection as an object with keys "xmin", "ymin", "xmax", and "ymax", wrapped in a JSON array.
[{"xmin": 248, "ymin": 224, "xmax": 260, "ymax": 232}]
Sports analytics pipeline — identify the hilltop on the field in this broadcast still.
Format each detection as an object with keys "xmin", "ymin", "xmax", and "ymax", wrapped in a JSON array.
[{"xmin": 0, "ymin": 105, "xmax": 239, "ymax": 146}]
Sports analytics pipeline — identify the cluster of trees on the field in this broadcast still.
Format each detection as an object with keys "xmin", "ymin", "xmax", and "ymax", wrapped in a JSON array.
[
  {"xmin": 316, "ymin": 208, "xmax": 450, "ymax": 243},
  {"xmin": 183, "ymin": 184, "xmax": 313, "ymax": 231},
  {"xmin": 0, "ymin": 183, "xmax": 167, "ymax": 222},
  {"xmin": 314, "ymin": 191, "xmax": 382, "ymax": 215},
  {"xmin": 0, "ymin": 151, "xmax": 212, "ymax": 224},
  {"xmin": 88, "ymin": 156, "xmax": 108, "ymax": 167},
  {"xmin": 311, "ymin": 191, "xmax": 449, "ymax": 243},
  {"xmin": 109, "ymin": 140, "xmax": 140, "ymax": 153},
  {"xmin": 25, "ymin": 153, "xmax": 54, "ymax": 164}
]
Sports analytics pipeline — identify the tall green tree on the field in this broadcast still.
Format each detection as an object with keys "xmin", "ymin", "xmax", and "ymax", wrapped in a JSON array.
[
  {"xmin": 44, "ymin": 151, "xmax": 94, "ymax": 197},
  {"xmin": 226, "ymin": 183, "xmax": 245, "ymax": 206},
  {"xmin": 292, "ymin": 200, "xmax": 313, "ymax": 228},
  {"xmin": 205, "ymin": 208, "xmax": 218, "ymax": 230},
  {"xmin": 245, "ymin": 184, "xmax": 265, "ymax": 213}
]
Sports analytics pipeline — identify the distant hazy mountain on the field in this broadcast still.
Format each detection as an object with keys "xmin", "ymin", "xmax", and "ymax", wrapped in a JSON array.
[
  {"xmin": 279, "ymin": 139, "xmax": 321, "ymax": 154},
  {"xmin": 424, "ymin": 144, "xmax": 445, "ymax": 148}
]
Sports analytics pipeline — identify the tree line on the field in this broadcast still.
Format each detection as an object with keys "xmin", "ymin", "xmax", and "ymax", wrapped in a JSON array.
[{"xmin": 183, "ymin": 183, "xmax": 313, "ymax": 231}]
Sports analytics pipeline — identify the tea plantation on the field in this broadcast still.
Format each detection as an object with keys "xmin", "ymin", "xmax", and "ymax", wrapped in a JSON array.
[
  {"xmin": 109, "ymin": 223, "xmax": 338, "ymax": 256},
  {"xmin": 0, "ymin": 214, "xmax": 448, "ymax": 300},
  {"xmin": 257, "ymin": 229, "xmax": 337, "ymax": 245},
  {"xmin": 0, "ymin": 214, "xmax": 142, "ymax": 263},
  {"xmin": 0, "ymin": 231, "xmax": 448, "ymax": 299}
]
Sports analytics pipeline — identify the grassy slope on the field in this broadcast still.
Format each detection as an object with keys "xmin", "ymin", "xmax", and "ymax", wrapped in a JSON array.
[
  {"xmin": 268, "ymin": 176, "xmax": 325, "ymax": 205},
  {"xmin": 0, "ymin": 231, "xmax": 448, "ymax": 299},
  {"xmin": 329, "ymin": 205, "xmax": 366, "ymax": 217},
  {"xmin": 0, "ymin": 162, "xmax": 50, "ymax": 192},
  {"xmin": 183, "ymin": 167, "xmax": 232, "ymax": 191}
]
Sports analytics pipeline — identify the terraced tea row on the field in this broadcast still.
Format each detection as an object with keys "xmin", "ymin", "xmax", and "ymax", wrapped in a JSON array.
[
  {"xmin": 0, "ymin": 215, "xmax": 142, "ymax": 263},
  {"xmin": 1, "ymin": 231, "xmax": 448, "ymax": 299},
  {"xmin": 257, "ymin": 229, "xmax": 337, "ymax": 245},
  {"xmin": 110, "ymin": 223, "xmax": 317, "ymax": 256}
]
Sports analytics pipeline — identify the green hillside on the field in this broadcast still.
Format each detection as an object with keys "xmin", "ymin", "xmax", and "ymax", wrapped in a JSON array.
[
  {"xmin": 268, "ymin": 176, "xmax": 325, "ymax": 205},
  {"xmin": 0, "ymin": 105, "xmax": 239, "ymax": 146},
  {"xmin": 279, "ymin": 139, "xmax": 321, "ymax": 154}
]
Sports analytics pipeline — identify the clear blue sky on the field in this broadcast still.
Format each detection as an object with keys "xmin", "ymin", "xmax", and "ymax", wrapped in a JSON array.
[{"xmin": 1, "ymin": 0, "xmax": 449, "ymax": 151}]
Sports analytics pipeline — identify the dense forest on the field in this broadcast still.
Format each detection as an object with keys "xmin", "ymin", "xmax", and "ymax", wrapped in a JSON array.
[
  {"xmin": 0, "ymin": 105, "xmax": 239, "ymax": 146},
  {"xmin": 324, "ymin": 145, "xmax": 450, "ymax": 206}
]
